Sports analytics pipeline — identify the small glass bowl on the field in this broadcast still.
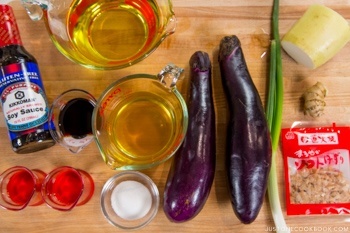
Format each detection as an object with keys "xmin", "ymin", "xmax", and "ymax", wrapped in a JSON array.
[{"xmin": 100, "ymin": 171, "xmax": 159, "ymax": 230}]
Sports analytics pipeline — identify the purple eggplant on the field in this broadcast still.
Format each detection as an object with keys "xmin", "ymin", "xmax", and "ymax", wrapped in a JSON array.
[
  {"xmin": 218, "ymin": 35, "xmax": 272, "ymax": 224},
  {"xmin": 163, "ymin": 51, "xmax": 216, "ymax": 222}
]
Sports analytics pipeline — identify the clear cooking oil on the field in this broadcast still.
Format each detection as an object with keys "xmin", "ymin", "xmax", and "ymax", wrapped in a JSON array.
[
  {"xmin": 67, "ymin": 0, "xmax": 158, "ymax": 65},
  {"xmin": 106, "ymin": 92, "xmax": 177, "ymax": 164}
]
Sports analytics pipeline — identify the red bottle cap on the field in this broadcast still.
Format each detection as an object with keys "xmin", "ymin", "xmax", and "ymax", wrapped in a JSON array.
[{"xmin": 0, "ymin": 5, "xmax": 23, "ymax": 47}]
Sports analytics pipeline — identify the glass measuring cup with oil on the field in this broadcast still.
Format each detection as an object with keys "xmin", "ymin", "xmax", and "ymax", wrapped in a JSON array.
[
  {"xmin": 92, "ymin": 64, "xmax": 188, "ymax": 170},
  {"xmin": 21, "ymin": 0, "xmax": 176, "ymax": 70}
]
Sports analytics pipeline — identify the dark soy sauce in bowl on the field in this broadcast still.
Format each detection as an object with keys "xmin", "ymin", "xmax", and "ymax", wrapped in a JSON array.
[{"xmin": 59, "ymin": 98, "xmax": 95, "ymax": 139}]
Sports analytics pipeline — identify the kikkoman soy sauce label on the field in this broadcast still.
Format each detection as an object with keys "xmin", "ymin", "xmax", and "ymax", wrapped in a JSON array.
[{"xmin": 0, "ymin": 62, "xmax": 49, "ymax": 132}]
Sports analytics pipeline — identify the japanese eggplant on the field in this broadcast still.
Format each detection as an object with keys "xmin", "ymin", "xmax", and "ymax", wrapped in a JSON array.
[
  {"xmin": 218, "ymin": 35, "xmax": 272, "ymax": 224},
  {"xmin": 163, "ymin": 51, "xmax": 216, "ymax": 222}
]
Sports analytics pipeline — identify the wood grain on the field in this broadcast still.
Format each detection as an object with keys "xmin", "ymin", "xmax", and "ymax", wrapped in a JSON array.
[{"xmin": 1, "ymin": 1, "xmax": 350, "ymax": 232}]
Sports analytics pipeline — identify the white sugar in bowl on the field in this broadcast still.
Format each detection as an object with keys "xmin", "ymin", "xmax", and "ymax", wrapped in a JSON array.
[{"xmin": 100, "ymin": 171, "xmax": 159, "ymax": 230}]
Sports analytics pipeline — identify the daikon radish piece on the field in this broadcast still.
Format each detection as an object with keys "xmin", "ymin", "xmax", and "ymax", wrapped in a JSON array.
[{"xmin": 281, "ymin": 5, "xmax": 350, "ymax": 69}]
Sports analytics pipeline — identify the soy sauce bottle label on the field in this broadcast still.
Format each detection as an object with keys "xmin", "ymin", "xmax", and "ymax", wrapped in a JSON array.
[{"xmin": 0, "ymin": 62, "xmax": 50, "ymax": 134}]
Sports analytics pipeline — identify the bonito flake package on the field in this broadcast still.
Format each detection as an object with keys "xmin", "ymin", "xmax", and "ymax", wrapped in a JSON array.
[{"xmin": 282, "ymin": 123, "xmax": 350, "ymax": 215}]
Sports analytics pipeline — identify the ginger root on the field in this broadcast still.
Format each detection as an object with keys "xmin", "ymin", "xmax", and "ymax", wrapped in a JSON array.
[{"xmin": 302, "ymin": 81, "xmax": 327, "ymax": 117}]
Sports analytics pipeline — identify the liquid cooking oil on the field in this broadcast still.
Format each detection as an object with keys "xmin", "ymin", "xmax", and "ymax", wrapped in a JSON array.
[
  {"xmin": 106, "ymin": 92, "xmax": 178, "ymax": 165},
  {"xmin": 67, "ymin": 0, "xmax": 158, "ymax": 64}
]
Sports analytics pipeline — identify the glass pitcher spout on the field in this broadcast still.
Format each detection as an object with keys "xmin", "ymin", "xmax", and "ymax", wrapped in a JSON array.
[
  {"xmin": 21, "ymin": 0, "xmax": 48, "ymax": 21},
  {"xmin": 165, "ymin": 15, "xmax": 176, "ymax": 36}
]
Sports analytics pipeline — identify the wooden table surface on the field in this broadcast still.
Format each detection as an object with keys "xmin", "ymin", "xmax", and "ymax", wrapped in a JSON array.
[{"xmin": 1, "ymin": 0, "xmax": 350, "ymax": 232}]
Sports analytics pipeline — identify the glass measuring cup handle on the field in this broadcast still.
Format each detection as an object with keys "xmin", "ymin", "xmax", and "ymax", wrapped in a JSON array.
[
  {"xmin": 21, "ymin": 0, "xmax": 48, "ymax": 21},
  {"xmin": 157, "ymin": 64, "xmax": 184, "ymax": 89}
]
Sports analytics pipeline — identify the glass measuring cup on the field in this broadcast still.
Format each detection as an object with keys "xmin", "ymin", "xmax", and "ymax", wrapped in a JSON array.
[
  {"xmin": 20, "ymin": 0, "xmax": 177, "ymax": 70},
  {"xmin": 48, "ymin": 89, "xmax": 96, "ymax": 154},
  {"xmin": 0, "ymin": 166, "xmax": 46, "ymax": 211},
  {"xmin": 92, "ymin": 64, "xmax": 188, "ymax": 170}
]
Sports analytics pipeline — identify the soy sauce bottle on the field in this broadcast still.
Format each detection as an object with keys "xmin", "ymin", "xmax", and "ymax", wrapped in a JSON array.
[{"xmin": 0, "ymin": 5, "xmax": 55, "ymax": 153}]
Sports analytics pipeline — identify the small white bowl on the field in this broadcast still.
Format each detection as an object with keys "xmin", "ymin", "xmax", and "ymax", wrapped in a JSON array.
[{"xmin": 100, "ymin": 171, "xmax": 159, "ymax": 230}]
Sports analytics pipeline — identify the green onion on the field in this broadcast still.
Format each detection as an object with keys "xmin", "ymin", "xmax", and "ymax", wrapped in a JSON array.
[
  {"xmin": 266, "ymin": 0, "xmax": 289, "ymax": 232},
  {"xmin": 266, "ymin": 40, "xmax": 276, "ymax": 129}
]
